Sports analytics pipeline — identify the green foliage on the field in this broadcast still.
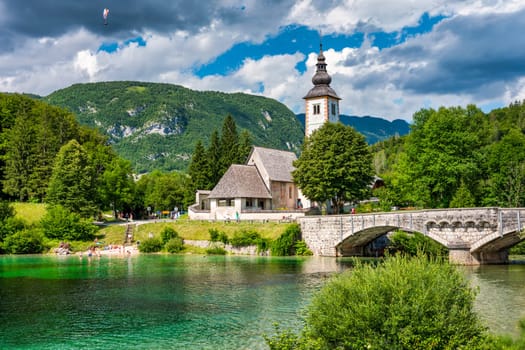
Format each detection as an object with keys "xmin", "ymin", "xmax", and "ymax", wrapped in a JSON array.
[
  {"xmin": 230, "ymin": 229, "xmax": 263, "ymax": 247},
  {"xmin": 209, "ymin": 228, "xmax": 229, "ymax": 244},
  {"xmin": 188, "ymin": 140, "xmax": 212, "ymax": 191},
  {"xmin": 1, "ymin": 94, "xmax": 80, "ymax": 201},
  {"xmin": 44, "ymin": 82, "xmax": 305, "ymax": 173},
  {"xmin": 2, "ymin": 228, "xmax": 45, "ymax": 254},
  {"xmin": 205, "ymin": 246, "xmax": 227, "ymax": 255},
  {"xmin": 510, "ymin": 240, "xmax": 525, "ymax": 255},
  {"xmin": 271, "ymin": 223, "xmax": 301, "ymax": 256},
  {"xmin": 40, "ymin": 205, "xmax": 97, "ymax": 241},
  {"xmin": 387, "ymin": 230, "xmax": 448, "ymax": 258},
  {"xmin": 450, "ymin": 181, "xmax": 477, "ymax": 208},
  {"xmin": 137, "ymin": 237, "xmax": 163, "ymax": 253},
  {"xmin": 293, "ymin": 122, "xmax": 374, "ymax": 214},
  {"xmin": 46, "ymin": 140, "xmax": 98, "ymax": 218},
  {"xmin": 294, "ymin": 240, "xmax": 313, "ymax": 256},
  {"xmin": 267, "ymin": 255, "xmax": 488, "ymax": 349},
  {"xmin": 160, "ymin": 226, "xmax": 179, "ymax": 244},
  {"xmin": 164, "ymin": 236, "xmax": 184, "ymax": 253},
  {"xmin": 137, "ymin": 170, "xmax": 193, "ymax": 215}
]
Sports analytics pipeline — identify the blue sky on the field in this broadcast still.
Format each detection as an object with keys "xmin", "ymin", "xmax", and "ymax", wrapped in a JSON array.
[{"xmin": 1, "ymin": 1, "xmax": 525, "ymax": 121}]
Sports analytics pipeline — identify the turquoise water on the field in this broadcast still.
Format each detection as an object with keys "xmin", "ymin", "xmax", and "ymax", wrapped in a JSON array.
[
  {"xmin": 1, "ymin": 255, "xmax": 524, "ymax": 349},
  {"xmin": 0, "ymin": 255, "xmax": 349, "ymax": 349}
]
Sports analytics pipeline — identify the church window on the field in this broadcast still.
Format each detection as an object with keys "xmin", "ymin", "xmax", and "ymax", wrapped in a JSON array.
[
  {"xmin": 331, "ymin": 103, "xmax": 336, "ymax": 115},
  {"xmin": 313, "ymin": 104, "xmax": 320, "ymax": 115}
]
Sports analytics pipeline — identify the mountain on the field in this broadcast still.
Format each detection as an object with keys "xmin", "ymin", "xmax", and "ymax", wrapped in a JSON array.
[
  {"xmin": 295, "ymin": 113, "xmax": 410, "ymax": 144},
  {"xmin": 44, "ymin": 81, "xmax": 304, "ymax": 173}
]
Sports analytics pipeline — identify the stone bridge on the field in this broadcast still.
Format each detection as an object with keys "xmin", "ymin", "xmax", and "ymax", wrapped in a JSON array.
[{"xmin": 298, "ymin": 207, "xmax": 525, "ymax": 265}]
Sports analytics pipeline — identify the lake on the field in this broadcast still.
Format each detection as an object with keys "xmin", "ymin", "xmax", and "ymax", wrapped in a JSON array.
[{"xmin": 1, "ymin": 255, "xmax": 524, "ymax": 349}]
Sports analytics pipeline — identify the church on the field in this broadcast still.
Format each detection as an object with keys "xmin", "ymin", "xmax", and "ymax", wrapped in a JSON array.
[{"xmin": 188, "ymin": 43, "xmax": 340, "ymax": 221}]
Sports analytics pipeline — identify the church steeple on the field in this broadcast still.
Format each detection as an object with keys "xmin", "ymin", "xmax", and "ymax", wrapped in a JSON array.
[{"xmin": 303, "ymin": 41, "xmax": 341, "ymax": 137}]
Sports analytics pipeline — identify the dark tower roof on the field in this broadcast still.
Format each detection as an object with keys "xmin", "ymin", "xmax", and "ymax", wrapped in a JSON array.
[{"xmin": 303, "ymin": 43, "xmax": 341, "ymax": 100}]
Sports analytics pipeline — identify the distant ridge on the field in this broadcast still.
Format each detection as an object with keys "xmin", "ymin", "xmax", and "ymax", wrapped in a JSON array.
[{"xmin": 295, "ymin": 113, "xmax": 410, "ymax": 144}]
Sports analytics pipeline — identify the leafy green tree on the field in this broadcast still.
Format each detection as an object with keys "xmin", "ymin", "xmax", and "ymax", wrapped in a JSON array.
[
  {"xmin": 160, "ymin": 226, "xmax": 179, "ymax": 244},
  {"xmin": 46, "ymin": 140, "xmax": 98, "ymax": 218},
  {"xmin": 450, "ymin": 181, "xmax": 477, "ymax": 208},
  {"xmin": 482, "ymin": 128, "xmax": 525, "ymax": 207},
  {"xmin": 137, "ymin": 170, "xmax": 192, "ymax": 213},
  {"xmin": 40, "ymin": 205, "xmax": 97, "ymax": 241},
  {"xmin": 293, "ymin": 122, "xmax": 374, "ymax": 214},
  {"xmin": 99, "ymin": 158, "xmax": 136, "ymax": 218},
  {"xmin": 394, "ymin": 106, "xmax": 490, "ymax": 208},
  {"xmin": 267, "ymin": 254, "xmax": 488, "ymax": 349}
]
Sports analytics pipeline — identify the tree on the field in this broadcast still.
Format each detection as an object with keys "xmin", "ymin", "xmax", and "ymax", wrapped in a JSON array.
[
  {"xmin": 188, "ymin": 140, "xmax": 212, "ymax": 191},
  {"xmin": 46, "ymin": 140, "xmax": 98, "ymax": 218},
  {"xmin": 99, "ymin": 158, "xmax": 136, "ymax": 219},
  {"xmin": 482, "ymin": 128, "xmax": 525, "ymax": 207},
  {"xmin": 238, "ymin": 129, "xmax": 253, "ymax": 164},
  {"xmin": 208, "ymin": 130, "xmax": 223, "ymax": 186},
  {"xmin": 394, "ymin": 106, "xmax": 490, "ymax": 208},
  {"xmin": 219, "ymin": 114, "xmax": 240, "ymax": 173},
  {"xmin": 292, "ymin": 122, "xmax": 373, "ymax": 214},
  {"xmin": 266, "ymin": 255, "xmax": 489, "ymax": 349}
]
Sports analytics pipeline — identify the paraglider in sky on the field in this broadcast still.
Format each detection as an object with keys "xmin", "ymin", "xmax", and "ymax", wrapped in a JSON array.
[{"xmin": 103, "ymin": 8, "xmax": 110, "ymax": 25}]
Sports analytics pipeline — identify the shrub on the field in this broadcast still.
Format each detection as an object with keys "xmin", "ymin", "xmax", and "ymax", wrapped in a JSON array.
[
  {"xmin": 3, "ymin": 229, "xmax": 45, "ymax": 254},
  {"xmin": 138, "ymin": 237, "xmax": 163, "ymax": 253},
  {"xmin": 205, "ymin": 246, "xmax": 227, "ymax": 255},
  {"xmin": 160, "ymin": 226, "xmax": 179, "ymax": 244},
  {"xmin": 266, "ymin": 254, "xmax": 488, "ymax": 349},
  {"xmin": 40, "ymin": 205, "xmax": 97, "ymax": 241},
  {"xmin": 209, "ymin": 228, "xmax": 229, "ymax": 244},
  {"xmin": 294, "ymin": 240, "xmax": 313, "ymax": 256},
  {"xmin": 510, "ymin": 241, "xmax": 525, "ymax": 255},
  {"xmin": 165, "ymin": 236, "xmax": 184, "ymax": 253},
  {"xmin": 271, "ymin": 224, "xmax": 301, "ymax": 256},
  {"xmin": 230, "ymin": 229, "xmax": 261, "ymax": 247}
]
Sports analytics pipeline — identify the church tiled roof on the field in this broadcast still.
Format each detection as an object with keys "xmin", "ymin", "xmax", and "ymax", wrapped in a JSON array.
[
  {"xmin": 249, "ymin": 146, "xmax": 297, "ymax": 183},
  {"xmin": 208, "ymin": 164, "xmax": 272, "ymax": 199}
]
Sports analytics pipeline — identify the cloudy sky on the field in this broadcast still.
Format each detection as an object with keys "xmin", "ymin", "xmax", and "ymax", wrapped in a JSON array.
[{"xmin": 1, "ymin": 0, "xmax": 525, "ymax": 121}]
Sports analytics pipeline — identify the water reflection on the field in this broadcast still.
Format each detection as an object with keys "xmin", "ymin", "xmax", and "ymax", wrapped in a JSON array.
[{"xmin": 0, "ymin": 255, "xmax": 524, "ymax": 349}]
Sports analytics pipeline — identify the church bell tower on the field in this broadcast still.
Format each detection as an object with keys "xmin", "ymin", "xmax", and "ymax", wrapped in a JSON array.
[{"xmin": 303, "ymin": 43, "xmax": 341, "ymax": 137}]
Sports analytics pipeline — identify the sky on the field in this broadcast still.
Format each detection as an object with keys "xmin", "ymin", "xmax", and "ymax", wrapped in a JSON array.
[{"xmin": 1, "ymin": 1, "xmax": 525, "ymax": 122}]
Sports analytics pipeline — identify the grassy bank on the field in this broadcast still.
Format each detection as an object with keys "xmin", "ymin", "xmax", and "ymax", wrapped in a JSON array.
[{"xmin": 98, "ymin": 216, "xmax": 290, "ymax": 247}]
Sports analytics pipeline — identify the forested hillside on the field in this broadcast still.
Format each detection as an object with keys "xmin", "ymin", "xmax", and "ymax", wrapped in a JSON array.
[
  {"xmin": 295, "ymin": 113, "xmax": 410, "ymax": 144},
  {"xmin": 45, "ymin": 82, "xmax": 304, "ymax": 173},
  {"xmin": 371, "ymin": 102, "xmax": 525, "ymax": 209}
]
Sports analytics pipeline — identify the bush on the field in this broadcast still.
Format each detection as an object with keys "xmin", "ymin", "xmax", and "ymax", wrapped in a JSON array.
[
  {"xmin": 510, "ymin": 241, "xmax": 525, "ymax": 255},
  {"xmin": 266, "ymin": 254, "xmax": 488, "ymax": 349},
  {"xmin": 41, "ymin": 205, "xmax": 97, "ymax": 241},
  {"xmin": 165, "ymin": 236, "xmax": 184, "ymax": 253},
  {"xmin": 209, "ymin": 228, "xmax": 229, "ymax": 244},
  {"xmin": 230, "ymin": 229, "xmax": 261, "ymax": 247},
  {"xmin": 205, "ymin": 246, "xmax": 227, "ymax": 255},
  {"xmin": 160, "ymin": 226, "xmax": 179, "ymax": 244},
  {"xmin": 138, "ymin": 237, "xmax": 163, "ymax": 253},
  {"xmin": 3, "ymin": 229, "xmax": 46, "ymax": 254},
  {"xmin": 271, "ymin": 224, "xmax": 301, "ymax": 256},
  {"xmin": 294, "ymin": 240, "xmax": 313, "ymax": 256}
]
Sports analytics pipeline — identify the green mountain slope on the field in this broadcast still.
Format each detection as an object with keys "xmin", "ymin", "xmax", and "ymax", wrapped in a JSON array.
[
  {"xmin": 45, "ymin": 81, "xmax": 304, "ymax": 173},
  {"xmin": 296, "ymin": 113, "xmax": 410, "ymax": 144}
]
